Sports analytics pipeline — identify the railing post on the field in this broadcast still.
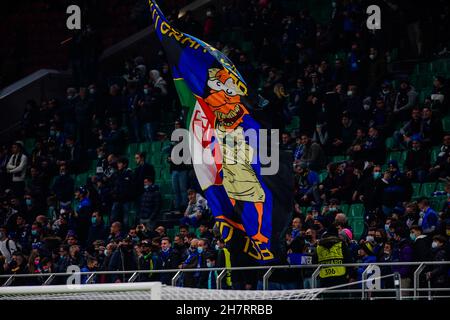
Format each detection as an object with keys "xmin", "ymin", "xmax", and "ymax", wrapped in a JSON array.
[
  {"xmin": 413, "ymin": 263, "xmax": 425, "ymax": 300},
  {"xmin": 428, "ymin": 280, "xmax": 432, "ymax": 301},
  {"xmin": 216, "ymin": 269, "xmax": 227, "ymax": 290},
  {"xmin": 42, "ymin": 274, "xmax": 56, "ymax": 286},
  {"xmin": 394, "ymin": 272, "xmax": 401, "ymax": 300},
  {"xmin": 128, "ymin": 272, "xmax": 139, "ymax": 283},
  {"xmin": 171, "ymin": 270, "xmax": 182, "ymax": 287},
  {"xmin": 262, "ymin": 267, "xmax": 273, "ymax": 291},
  {"xmin": 85, "ymin": 273, "xmax": 96, "ymax": 284},
  {"xmin": 2, "ymin": 275, "xmax": 15, "ymax": 287},
  {"xmin": 311, "ymin": 265, "xmax": 322, "ymax": 289}
]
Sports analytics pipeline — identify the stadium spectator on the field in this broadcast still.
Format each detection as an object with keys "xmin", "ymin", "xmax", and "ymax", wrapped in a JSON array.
[
  {"xmin": 180, "ymin": 189, "xmax": 208, "ymax": 228},
  {"xmin": 139, "ymin": 177, "xmax": 161, "ymax": 229},
  {"xmin": 6, "ymin": 142, "xmax": 27, "ymax": 198}
]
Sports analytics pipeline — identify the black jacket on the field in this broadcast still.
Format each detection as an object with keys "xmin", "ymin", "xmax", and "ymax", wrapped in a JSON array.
[
  {"xmin": 87, "ymin": 222, "xmax": 108, "ymax": 246},
  {"xmin": 139, "ymin": 184, "xmax": 161, "ymax": 220},
  {"xmin": 112, "ymin": 168, "xmax": 135, "ymax": 202},
  {"xmin": 108, "ymin": 247, "xmax": 139, "ymax": 282},
  {"xmin": 429, "ymin": 247, "xmax": 449, "ymax": 286},
  {"xmin": 156, "ymin": 248, "xmax": 181, "ymax": 285},
  {"xmin": 134, "ymin": 163, "xmax": 156, "ymax": 195},
  {"xmin": 52, "ymin": 174, "xmax": 75, "ymax": 202},
  {"xmin": 412, "ymin": 235, "xmax": 432, "ymax": 262}
]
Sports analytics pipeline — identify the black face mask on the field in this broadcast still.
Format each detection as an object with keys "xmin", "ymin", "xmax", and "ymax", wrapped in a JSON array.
[
  {"xmin": 375, "ymin": 237, "xmax": 383, "ymax": 243},
  {"xmin": 305, "ymin": 235, "xmax": 313, "ymax": 242}
]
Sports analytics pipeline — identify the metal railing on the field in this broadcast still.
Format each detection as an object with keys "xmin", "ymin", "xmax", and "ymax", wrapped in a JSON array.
[{"xmin": 1, "ymin": 261, "xmax": 449, "ymax": 300}]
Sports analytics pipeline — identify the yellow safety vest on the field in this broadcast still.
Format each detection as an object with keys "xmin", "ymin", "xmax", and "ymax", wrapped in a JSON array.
[
  {"xmin": 316, "ymin": 241, "xmax": 346, "ymax": 278},
  {"xmin": 223, "ymin": 248, "xmax": 232, "ymax": 287}
]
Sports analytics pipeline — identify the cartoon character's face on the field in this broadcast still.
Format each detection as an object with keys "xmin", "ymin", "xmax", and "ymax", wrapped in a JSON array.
[{"xmin": 204, "ymin": 68, "xmax": 248, "ymax": 129}]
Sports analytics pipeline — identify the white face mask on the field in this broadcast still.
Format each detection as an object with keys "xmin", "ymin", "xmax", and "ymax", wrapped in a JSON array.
[
  {"xmin": 363, "ymin": 104, "xmax": 370, "ymax": 111},
  {"xmin": 369, "ymin": 54, "xmax": 376, "ymax": 60},
  {"xmin": 432, "ymin": 242, "xmax": 439, "ymax": 249},
  {"xmin": 347, "ymin": 91, "xmax": 353, "ymax": 97},
  {"xmin": 366, "ymin": 236, "xmax": 375, "ymax": 243}
]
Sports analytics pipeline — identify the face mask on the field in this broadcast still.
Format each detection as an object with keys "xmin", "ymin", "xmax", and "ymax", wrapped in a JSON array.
[
  {"xmin": 206, "ymin": 262, "xmax": 213, "ymax": 268},
  {"xmin": 366, "ymin": 236, "xmax": 375, "ymax": 243},
  {"xmin": 91, "ymin": 217, "xmax": 97, "ymax": 224},
  {"xmin": 197, "ymin": 247, "xmax": 204, "ymax": 254},
  {"xmin": 369, "ymin": 54, "xmax": 375, "ymax": 60},
  {"xmin": 363, "ymin": 104, "xmax": 370, "ymax": 111},
  {"xmin": 89, "ymin": 89, "xmax": 95, "ymax": 94},
  {"xmin": 132, "ymin": 236, "xmax": 139, "ymax": 242},
  {"xmin": 382, "ymin": 89, "xmax": 390, "ymax": 95},
  {"xmin": 329, "ymin": 207, "xmax": 337, "ymax": 212},
  {"xmin": 384, "ymin": 224, "xmax": 390, "ymax": 232},
  {"xmin": 144, "ymin": 185, "xmax": 150, "ymax": 190},
  {"xmin": 143, "ymin": 89, "xmax": 149, "ymax": 95},
  {"xmin": 104, "ymin": 249, "xmax": 109, "ymax": 257},
  {"xmin": 384, "ymin": 251, "xmax": 390, "ymax": 256},
  {"xmin": 347, "ymin": 91, "xmax": 353, "ymax": 97},
  {"xmin": 162, "ymin": 247, "xmax": 169, "ymax": 253},
  {"xmin": 375, "ymin": 237, "xmax": 383, "ymax": 243},
  {"xmin": 410, "ymin": 233, "xmax": 416, "ymax": 241},
  {"xmin": 432, "ymin": 242, "xmax": 438, "ymax": 249},
  {"xmin": 215, "ymin": 244, "xmax": 220, "ymax": 251},
  {"xmin": 49, "ymin": 130, "xmax": 56, "ymax": 136},
  {"xmin": 25, "ymin": 199, "xmax": 32, "ymax": 206},
  {"xmin": 373, "ymin": 172, "xmax": 382, "ymax": 179},
  {"xmin": 305, "ymin": 235, "xmax": 312, "ymax": 242},
  {"xmin": 31, "ymin": 230, "xmax": 38, "ymax": 236},
  {"xmin": 206, "ymin": 10, "xmax": 212, "ymax": 17}
]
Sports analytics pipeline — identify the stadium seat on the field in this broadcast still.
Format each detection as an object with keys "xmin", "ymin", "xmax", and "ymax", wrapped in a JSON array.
[
  {"xmin": 411, "ymin": 183, "xmax": 422, "ymax": 199},
  {"xmin": 430, "ymin": 147, "xmax": 441, "ymax": 164},
  {"xmin": 160, "ymin": 182, "xmax": 173, "ymax": 195},
  {"xmin": 138, "ymin": 142, "xmax": 152, "ymax": 154},
  {"xmin": 386, "ymin": 151, "xmax": 404, "ymax": 163},
  {"xmin": 339, "ymin": 204, "xmax": 349, "ymax": 215},
  {"xmin": 75, "ymin": 173, "xmax": 89, "ymax": 188},
  {"xmin": 126, "ymin": 143, "xmax": 139, "ymax": 157},
  {"xmin": 286, "ymin": 116, "xmax": 300, "ymax": 132},
  {"xmin": 420, "ymin": 182, "xmax": 437, "ymax": 197},
  {"xmin": 442, "ymin": 116, "xmax": 450, "ymax": 132},
  {"xmin": 350, "ymin": 218, "xmax": 365, "ymax": 241},
  {"xmin": 161, "ymin": 194, "xmax": 174, "ymax": 211},
  {"xmin": 103, "ymin": 214, "xmax": 110, "ymax": 227},
  {"xmin": 385, "ymin": 137, "xmax": 395, "ymax": 150},
  {"xmin": 331, "ymin": 155, "xmax": 348, "ymax": 163},
  {"xmin": 430, "ymin": 196, "xmax": 447, "ymax": 212},
  {"xmin": 167, "ymin": 228, "xmax": 176, "ymax": 239},
  {"xmin": 24, "ymin": 138, "xmax": 36, "ymax": 154},
  {"xmin": 347, "ymin": 204, "xmax": 365, "ymax": 219},
  {"xmin": 319, "ymin": 171, "xmax": 328, "ymax": 182},
  {"xmin": 435, "ymin": 182, "xmax": 447, "ymax": 192}
]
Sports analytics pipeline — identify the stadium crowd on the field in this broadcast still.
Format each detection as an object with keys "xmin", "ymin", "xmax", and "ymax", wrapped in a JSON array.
[{"xmin": 0, "ymin": 0, "xmax": 449, "ymax": 292}]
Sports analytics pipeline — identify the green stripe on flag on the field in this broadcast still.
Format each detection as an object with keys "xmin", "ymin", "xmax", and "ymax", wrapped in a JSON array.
[{"xmin": 174, "ymin": 78, "xmax": 197, "ymax": 127}]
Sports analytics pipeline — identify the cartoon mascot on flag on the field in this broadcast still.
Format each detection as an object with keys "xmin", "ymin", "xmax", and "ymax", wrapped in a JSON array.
[{"xmin": 202, "ymin": 68, "xmax": 269, "ymax": 244}]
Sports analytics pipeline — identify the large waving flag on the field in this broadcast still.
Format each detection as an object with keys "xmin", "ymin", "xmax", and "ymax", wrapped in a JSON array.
[{"xmin": 148, "ymin": 0, "xmax": 292, "ymax": 264}]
